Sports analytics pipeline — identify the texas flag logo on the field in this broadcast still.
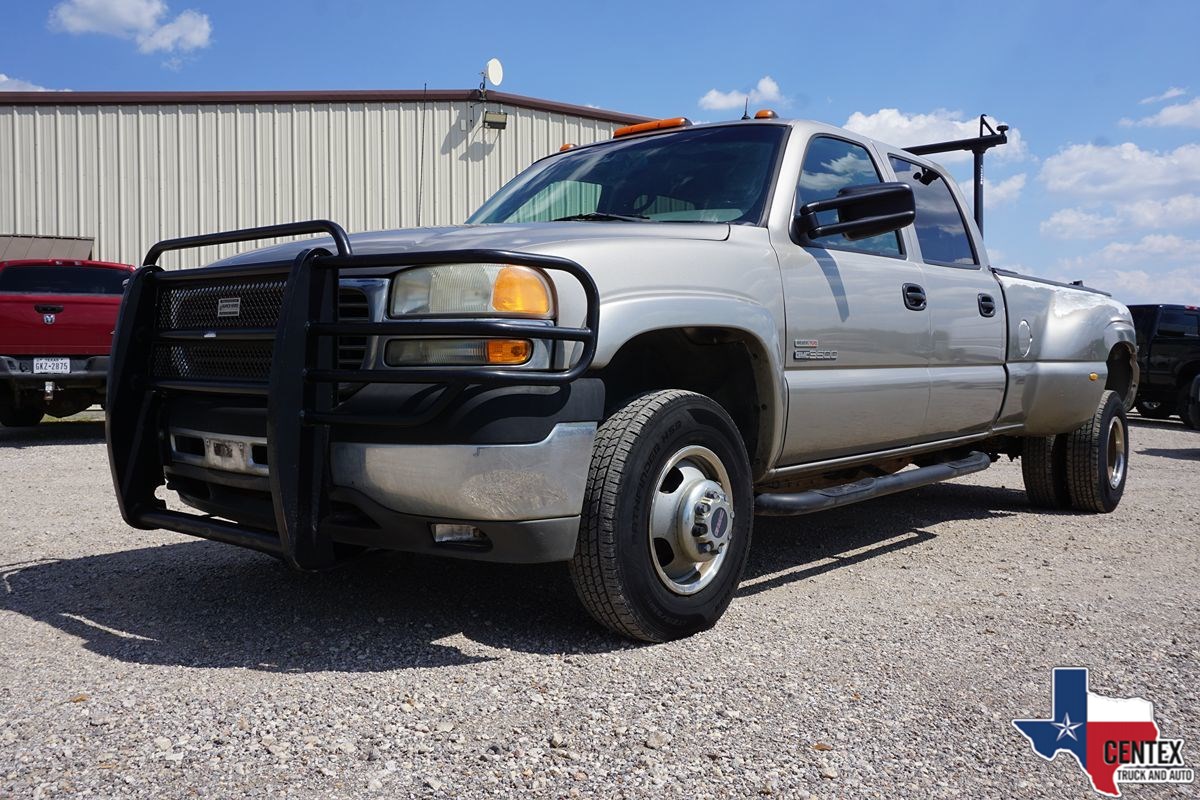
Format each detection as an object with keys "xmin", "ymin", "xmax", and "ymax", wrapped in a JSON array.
[{"xmin": 1013, "ymin": 668, "xmax": 1194, "ymax": 796}]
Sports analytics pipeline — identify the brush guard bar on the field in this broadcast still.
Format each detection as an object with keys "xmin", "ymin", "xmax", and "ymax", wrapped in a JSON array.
[{"xmin": 106, "ymin": 220, "xmax": 600, "ymax": 569}]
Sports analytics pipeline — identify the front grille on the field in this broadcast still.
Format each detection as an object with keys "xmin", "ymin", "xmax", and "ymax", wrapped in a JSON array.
[
  {"xmin": 157, "ymin": 277, "xmax": 287, "ymax": 330},
  {"xmin": 151, "ymin": 280, "xmax": 371, "ymax": 384},
  {"xmin": 152, "ymin": 341, "xmax": 275, "ymax": 381}
]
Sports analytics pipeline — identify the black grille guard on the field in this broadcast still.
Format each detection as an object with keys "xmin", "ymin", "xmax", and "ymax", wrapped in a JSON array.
[{"xmin": 106, "ymin": 220, "xmax": 600, "ymax": 569}]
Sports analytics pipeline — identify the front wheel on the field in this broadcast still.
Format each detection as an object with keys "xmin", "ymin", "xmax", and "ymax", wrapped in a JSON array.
[
  {"xmin": 1064, "ymin": 390, "xmax": 1129, "ymax": 513},
  {"xmin": 569, "ymin": 390, "xmax": 753, "ymax": 642}
]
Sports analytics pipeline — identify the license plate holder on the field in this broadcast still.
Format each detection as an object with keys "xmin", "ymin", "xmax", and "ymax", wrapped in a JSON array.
[{"xmin": 33, "ymin": 357, "xmax": 71, "ymax": 374}]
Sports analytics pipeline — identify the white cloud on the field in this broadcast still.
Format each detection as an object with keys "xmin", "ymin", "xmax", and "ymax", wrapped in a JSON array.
[
  {"xmin": 1040, "ymin": 142, "xmax": 1200, "ymax": 198},
  {"xmin": 1139, "ymin": 86, "xmax": 1187, "ymax": 104},
  {"xmin": 1119, "ymin": 194, "xmax": 1200, "ymax": 228},
  {"xmin": 49, "ymin": 0, "xmax": 211, "ymax": 55},
  {"xmin": 1120, "ymin": 96, "xmax": 1200, "ymax": 128},
  {"xmin": 135, "ymin": 8, "xmax": 209, "ymax": 53},
  {"xmin": 1040, "ymin": 208, "xmax": 1116, "ymax": 239},
  {"xmin": 698, "ymin": 76, "xmax": 784, "ymax": 112},
  {"xmin": 960, "ymin": 173, "xmax": 1026, "ymax": 209},
  {"xmin": 843, "ymin": 108, "xmax": 1026, "ymax": 162},
  {"xmin": 1042, "ymin": 195, "xmax": 1200, "ymax": 239},
  {"xmin": 0, "ymin": 74, "xmax": 58, "ymax": 92},
  {"xmin": 1055, "ymin": 235, "xmax": 1200, "ymax": 304},
  {"xmin": 1084, "ymin": 267, "xmax": 1200, "ymax": 305}
]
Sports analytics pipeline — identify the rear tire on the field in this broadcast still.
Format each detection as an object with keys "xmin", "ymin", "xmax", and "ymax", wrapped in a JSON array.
[
  {"xmin": 1021, "ymin": 435, "xmax": 1070, "ymax": 509},
  {"xmin": 1064, "ymin": 390, "xmax": 1128, "ymax": 513},
  {"xmin": 569, "ymin": 390, "xmax": 753, "ymax": 642},
  {"xmin": 1177, "ymin": 382, "xmax": 1200, "ymax": 430},
  {"xmin": 1134, "ymin": 399, "xmax": 1172, "ymax": 420},
  {"xmin": 0, "ymin": 403, "xmax": 44, "ymax": 428}
]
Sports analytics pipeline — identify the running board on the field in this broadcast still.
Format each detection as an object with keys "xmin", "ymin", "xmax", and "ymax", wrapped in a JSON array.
[{"xmin": 754, "ymin": 451, "xmax": 992, "ymax": 517}]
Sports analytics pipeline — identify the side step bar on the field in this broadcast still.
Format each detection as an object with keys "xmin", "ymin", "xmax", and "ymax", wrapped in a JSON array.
[{"xmin": 754, "ymin": 451, "xmax": 992, "ymax": 517}]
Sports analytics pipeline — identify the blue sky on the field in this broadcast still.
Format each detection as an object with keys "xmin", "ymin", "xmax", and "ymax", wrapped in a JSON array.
[{"xmin": 3, "ymin": 0, "xmax": 1198, "ymax": 303}]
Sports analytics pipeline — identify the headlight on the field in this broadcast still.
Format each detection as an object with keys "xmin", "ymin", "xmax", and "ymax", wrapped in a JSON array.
[
  {"xmin": 390, "ymin": 264, "xmax": 554, "ymax": 318},
  {"xmin": 386, "ymin": 264, "xmax": 554, "ymax": 367}
]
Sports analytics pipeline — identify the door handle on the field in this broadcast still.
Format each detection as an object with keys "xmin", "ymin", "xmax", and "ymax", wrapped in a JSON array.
[
  {"xmin": 902, "ymin": 283, "xmax": 927, "ymax": 311},
  {"xmin": 35, "ymin": 304, "xmax": 64, "ymax": 314},
  {"xmin": 977, "ymin": 293, "xmax": 997, "ymax": 317}
]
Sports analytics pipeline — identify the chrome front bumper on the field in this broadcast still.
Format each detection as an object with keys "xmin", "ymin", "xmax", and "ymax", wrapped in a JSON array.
[{"xmin": 329, "ymin": 421, "xmax": 597, "ymax": 520}]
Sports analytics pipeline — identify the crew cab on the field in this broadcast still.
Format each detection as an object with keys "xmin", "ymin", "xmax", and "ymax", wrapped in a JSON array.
[
  {"xmin": 1128, "ymin": 304, "xmax": 1200, "ymax": 428},
  {"xmin": 0, "ymin": 258, "xmax": 134, "ymax": 427},
  {"xmin": 107, "ymin": 115, "xmax": 1139, "ymax": 641}
]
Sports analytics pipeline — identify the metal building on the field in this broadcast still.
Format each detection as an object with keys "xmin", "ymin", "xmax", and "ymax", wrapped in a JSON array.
[{"xmin": 0, "ymin": 90, "xmax": 644, "ymax": 268}]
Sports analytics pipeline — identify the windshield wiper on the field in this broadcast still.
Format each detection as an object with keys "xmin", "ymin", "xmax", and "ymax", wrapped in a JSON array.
[{"xmin": 552, "ymin": 212, "xmax": 650, "ymax": 222}]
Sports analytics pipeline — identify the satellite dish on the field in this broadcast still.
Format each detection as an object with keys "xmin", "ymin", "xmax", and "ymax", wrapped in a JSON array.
[{"xmin": 485, "ymin": 58, "xmax": 504, "ymax": 87}]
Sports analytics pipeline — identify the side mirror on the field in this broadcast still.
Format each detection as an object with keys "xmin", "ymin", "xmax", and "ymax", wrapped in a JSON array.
[{"xmin": 795, "ymin": 182, "xmax": 916, "ymax": 241}]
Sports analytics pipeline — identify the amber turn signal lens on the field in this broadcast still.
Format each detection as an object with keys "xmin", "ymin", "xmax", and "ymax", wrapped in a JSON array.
[
  {"xmin": 491, "ymin": 265, "xmax": 552, "ymax": 316},
  {"xmin": 486, "ymin": 339, "xmax": 532, "ymax": 364},
  {"xmin": 754, "ymin": 109, "xmax": 778, "ymax": 119}
]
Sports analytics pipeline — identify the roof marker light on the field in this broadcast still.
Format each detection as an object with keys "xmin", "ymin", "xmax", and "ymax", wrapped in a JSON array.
[
  {"xmin": 754, "ymin": 109, "xmax": 778, "ymax": 119},
  {"xmin": 613, "ymin": 117, "xmax": 692, "ymax": 138}
]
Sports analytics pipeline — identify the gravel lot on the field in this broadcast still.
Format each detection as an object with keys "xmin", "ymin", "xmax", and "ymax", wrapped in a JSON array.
[{"xmin": 1, "ymin": 412, "xmax": 1197, "ymax": 798}]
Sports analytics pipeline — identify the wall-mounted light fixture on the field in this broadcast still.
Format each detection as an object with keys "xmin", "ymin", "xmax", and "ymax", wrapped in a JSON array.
[{"xmin": 482, "ymin": 110, "xmax": 508, "ymax": 130}]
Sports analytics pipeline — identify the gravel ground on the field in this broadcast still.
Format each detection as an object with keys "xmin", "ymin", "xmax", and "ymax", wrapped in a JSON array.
[{"xmin": 1, "ymin": 412, "xmax": 1197, "ymax": 799}]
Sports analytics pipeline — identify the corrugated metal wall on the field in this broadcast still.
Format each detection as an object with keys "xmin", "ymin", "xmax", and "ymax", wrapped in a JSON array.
[{"xmin": 0, "ymin": 101, "xmax": 621, "ymax": 268}]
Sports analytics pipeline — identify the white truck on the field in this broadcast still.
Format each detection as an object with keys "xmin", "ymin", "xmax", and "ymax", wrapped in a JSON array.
[{"xmin": 107, "ymin": 113, "xmax": 1138, "ymax": 641}]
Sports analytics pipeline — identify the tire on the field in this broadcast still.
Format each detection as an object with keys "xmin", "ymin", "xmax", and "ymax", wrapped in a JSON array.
[
  {"xmin": 569, "ymin": 390, "xmax": 753, "ymax": 642},
  {"xmin": 1177, "ymin": 382, "xmax": 1200, "ymax": 430},
  {"xmin": 0, "ymin": 404, "xmax": 44, "ymax": 428},
  {"xmin": 1064, "ymin": 390, "xmax": 1129, "ymax": 513},
  {"xmin": 1134, "ymin": 399, "xmax": 1173, "ymax": 420},
  {"xmin": 1021, "ymin": 434, "xmax": 1069, "ymax": 509}
]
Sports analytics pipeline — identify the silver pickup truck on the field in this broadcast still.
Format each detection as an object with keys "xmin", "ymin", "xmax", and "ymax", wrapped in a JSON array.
[{"xmin": 107, "ymin": 114, "xmax": 1138, "ymax": 642}]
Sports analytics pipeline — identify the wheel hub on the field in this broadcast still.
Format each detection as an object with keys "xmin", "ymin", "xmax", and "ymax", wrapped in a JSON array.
[
  {"xmin": 1106, "ymin": 415, "xmax": 1127, "ymax": 489},
  {"xmin": 648, "ymin": 445, "xmax": 735, "ymax": 596},
  {"xmin": 677, "ymin": 480, "xmax": 733, "ymax": 562}
]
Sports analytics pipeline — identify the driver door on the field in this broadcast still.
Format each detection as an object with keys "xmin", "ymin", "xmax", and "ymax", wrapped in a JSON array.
[{"xmin": 772, "ymin": 135, "xmax": 932, "ymax": 464}]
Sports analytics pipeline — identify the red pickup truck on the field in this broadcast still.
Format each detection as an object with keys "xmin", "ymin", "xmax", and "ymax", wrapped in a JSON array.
[{"xmin": 0, "ymin": 259, "xmax": 133, "ymax": 427}]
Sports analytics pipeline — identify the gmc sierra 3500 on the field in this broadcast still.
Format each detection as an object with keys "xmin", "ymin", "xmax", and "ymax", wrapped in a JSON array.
[{"xmin": 107, "ymin": 114, "xmax": 1139, "ymax": 642}]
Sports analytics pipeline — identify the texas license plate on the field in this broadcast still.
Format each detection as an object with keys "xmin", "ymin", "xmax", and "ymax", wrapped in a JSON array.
[{"xmin": 33, "ymin": 358, "xmax": 71, "ymax": 374}]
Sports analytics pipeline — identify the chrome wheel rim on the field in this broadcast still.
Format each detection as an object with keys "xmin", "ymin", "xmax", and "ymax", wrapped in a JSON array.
[
  {"xmin": 647, "ymin": 445, "xmax": 734, "ymax": 596},
  {"xmin": 1107, "ymin": 416, "xmax": 1127, "ymax": 489}
]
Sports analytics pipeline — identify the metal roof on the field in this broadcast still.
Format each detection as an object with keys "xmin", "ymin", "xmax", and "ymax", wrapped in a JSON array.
[{"xmin": 0, "ymin": 89, "xmax": 650, "ymax": 125}]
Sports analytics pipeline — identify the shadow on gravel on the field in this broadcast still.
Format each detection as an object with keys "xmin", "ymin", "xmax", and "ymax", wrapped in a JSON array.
[
  {"xmin": 0, "ymin": 482, "xmax": 1024, "ymax": 671},
  {"xmin": 0, "ymin": 545, "xmax": 614, "ymax": 672},
  {"xmin": 741, "ymin": 482, "xmax": 1024, "ymax": 597},
  {"xmin": 1138, "ymin": 447, "xmax": 1200, "ymax": 461},
  {"xmin": 0, "ymin": 419, "xmax": 106, "ymax": 448}
]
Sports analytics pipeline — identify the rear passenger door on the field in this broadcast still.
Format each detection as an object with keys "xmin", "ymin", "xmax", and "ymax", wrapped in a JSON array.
[{"xmin": 886, "ymin": 155, "xmax": 1007, "ymax": 439}]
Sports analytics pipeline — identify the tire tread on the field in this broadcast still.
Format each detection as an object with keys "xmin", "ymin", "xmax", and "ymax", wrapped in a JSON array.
[
  {"xmin": 1065, "ymin": 390, "xmax": 1123, "ymax": 512},
  {"xmin": 569, "ymin": 390, "xmax": 721, "ymax": 641}
]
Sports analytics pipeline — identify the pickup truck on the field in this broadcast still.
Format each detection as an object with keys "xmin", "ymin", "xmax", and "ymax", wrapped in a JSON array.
[
  {"xmin": 0, "ymin": 258, "xmax": 134, "ymax": 427},
  {"xmin": 1128, "ymin": 303, "xmax": 1200, "ymax": 428},
  {"xmin": 106, "ymin": 115, "xmax": 1139, "ymax": 641}
]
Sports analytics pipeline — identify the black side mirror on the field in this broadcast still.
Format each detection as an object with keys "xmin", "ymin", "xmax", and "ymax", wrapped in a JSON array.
[{"xmin": 795, "ymin": 182, "xmax": 915, "ymax": 241}]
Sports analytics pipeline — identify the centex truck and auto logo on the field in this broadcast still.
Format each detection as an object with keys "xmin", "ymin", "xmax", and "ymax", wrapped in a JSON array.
[{"xmin": 1013, "ymin": 668, "xmax": 1194, "ymax": 797}]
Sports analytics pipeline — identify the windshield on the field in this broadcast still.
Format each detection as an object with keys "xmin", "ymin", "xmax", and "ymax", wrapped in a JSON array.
[
  {"xmin": 468, "ymin": 125, "xmax": 787, "ymax": 225},
  {"xmin": 0, "ymin": 265, "xmax": 128, "ymax": 295}
]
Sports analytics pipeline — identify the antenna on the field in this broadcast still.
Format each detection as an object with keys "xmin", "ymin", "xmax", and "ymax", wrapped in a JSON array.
[
  {"xmin": 479, "ymin": 58, "xmax": 504, "ymax": 100},
  {"xmin": 741, "ymin": 98, "xmax": 750, "ymax": 120}
]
